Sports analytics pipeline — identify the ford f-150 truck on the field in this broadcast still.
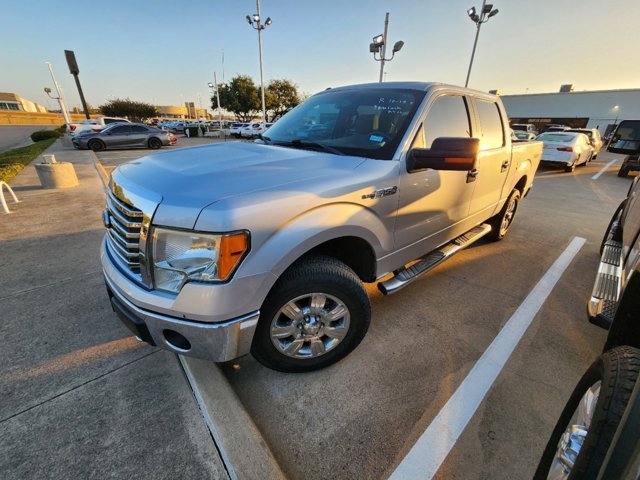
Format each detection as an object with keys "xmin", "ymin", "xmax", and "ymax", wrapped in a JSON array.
[{"xmin": 101, "ymin": 82, "xmax": 542, "ymax": 372}]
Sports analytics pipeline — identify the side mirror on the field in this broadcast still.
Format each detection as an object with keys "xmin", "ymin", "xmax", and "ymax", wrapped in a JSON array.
[{"xmin": 407, "ymin": 137, "xmax": 479, "ymax": 173}]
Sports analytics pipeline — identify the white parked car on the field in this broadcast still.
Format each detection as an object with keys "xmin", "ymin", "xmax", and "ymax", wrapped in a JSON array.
[
  {"xmin": 67, "ymin": 116, "xmax": 130, "ymax": 136},
  {"xmin": 566, "ymin": 128, "xmax": 603, "ymax": 158},
  {"xmin": 536, "ymin": 131, "xmax": 593, "ymax": 172},
  {"xmin": 241, "ymin": 122, "xmax": 273, "ymax": 138},
  {"xmin": 230, "ymin": 122, "xmax": 250, "ymax": 137}
]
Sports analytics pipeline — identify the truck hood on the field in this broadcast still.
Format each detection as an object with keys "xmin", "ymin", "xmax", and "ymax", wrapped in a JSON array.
[{"xmin": 113, "ymin": 142, "xmax": 367, "ymax": 229}]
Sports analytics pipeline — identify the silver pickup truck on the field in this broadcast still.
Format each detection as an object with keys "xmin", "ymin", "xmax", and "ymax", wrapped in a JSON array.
[{"xmin": 102, "ymin": 82, "xmax": 542, "ymax": 372}]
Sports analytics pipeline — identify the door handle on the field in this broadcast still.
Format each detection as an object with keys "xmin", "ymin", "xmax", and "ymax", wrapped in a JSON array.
[
  {"xmin": 466, "ymin": 168, "xmax": 478, "ymax": 183},
  {"xmin": 501, "ymin": 160, "xmax": 510, "ymax": 172}
]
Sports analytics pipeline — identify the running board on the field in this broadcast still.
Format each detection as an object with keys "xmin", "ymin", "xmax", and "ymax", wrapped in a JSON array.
[
  {"xmin": 378, "ymin": 223, "xmax": 492, "ymax": 295},
  {"xmin": 588, "ymin": 240, "xmax": 623, "ymax": 330}
]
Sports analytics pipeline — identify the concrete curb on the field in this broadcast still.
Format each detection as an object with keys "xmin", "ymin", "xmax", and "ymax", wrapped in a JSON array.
[
  {"xmin": 90, "ymin": 150, "xmax": 110, "ymax": 193},
  {"xmin": 180, "ymin": 357, "xmax": 286, "ymax": 480}
]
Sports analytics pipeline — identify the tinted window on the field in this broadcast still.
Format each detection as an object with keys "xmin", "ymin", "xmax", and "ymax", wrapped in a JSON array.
[
  {"xmin": 476, "ymin": 100, "xmax": 504, "ymax": 150},
  {"xmin": 104, "ymin": 118, "xmax": 126, "ymax": 124},
  {"xmin": 420, "ymin": 96, "xmax": 471, "ymax": 148},
  {"xmin": 537, "ymin": 133, "xmax": 574, "ymax": 143},
  {"xmin": 130, "ymin": 126, "xmax": 148, "ymax": 132},
  {"xmin": 109, "ymin": 126, "xmax": 130, "ymax": 134}
]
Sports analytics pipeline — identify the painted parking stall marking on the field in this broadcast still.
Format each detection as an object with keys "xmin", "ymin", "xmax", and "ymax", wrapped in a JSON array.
[
  {"xmin": 592, "ymin": 159, "xmax": 618, "ymax": 180},
  {"xmin": 388, "ymin": 236, "xmax": 586, "ymax": 480}
]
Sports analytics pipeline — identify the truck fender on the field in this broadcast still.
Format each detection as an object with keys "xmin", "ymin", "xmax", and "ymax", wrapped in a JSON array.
[{"xmin": 240, "ymin": 202, "xmax": 392, "ymax": 280}]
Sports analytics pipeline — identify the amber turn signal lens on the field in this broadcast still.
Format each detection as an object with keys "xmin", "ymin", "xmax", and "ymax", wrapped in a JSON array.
[{"xmin": 218, "ymin": 233, "xmax": 248, "ymax": 279}]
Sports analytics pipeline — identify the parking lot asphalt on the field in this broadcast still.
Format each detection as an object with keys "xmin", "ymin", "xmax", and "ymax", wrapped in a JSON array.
[
  {"xmin": 0, "ymin": 141, "xmax": 228, "ymax": 480},
  {"xmin": 89, "ymin": 141, "xmax": 633, "ymax": 479}
]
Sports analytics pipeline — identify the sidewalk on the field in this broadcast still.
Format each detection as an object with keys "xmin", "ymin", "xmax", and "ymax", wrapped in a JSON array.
[{"xmin": 0, "ymin": 140, "xmax": 228, "ymax": 479}]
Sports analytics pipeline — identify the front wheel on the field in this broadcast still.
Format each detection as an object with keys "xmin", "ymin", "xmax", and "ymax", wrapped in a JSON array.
[
  {"xmin": 251, "ymin": 255, "xmax": 371, "ymax": 372},
  {"xmin": 88, "ymin": 139, "xmax": 105, "ymax": 151},
  {"xmin": 534, "ymin": 346, "xmax": 640, "ymax": 480},
  {"xmin": 488, "ymin": 189, "xmax": 520, "ymax": 241},
  {"xmin": 148, "ymin": 137, "xmax": 162, "ymax": 149}
]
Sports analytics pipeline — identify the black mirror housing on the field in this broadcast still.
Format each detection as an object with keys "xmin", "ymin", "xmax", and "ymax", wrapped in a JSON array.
[{"xmin": 407, "ymin": 137, "xmax": 479, "ymax": 173}]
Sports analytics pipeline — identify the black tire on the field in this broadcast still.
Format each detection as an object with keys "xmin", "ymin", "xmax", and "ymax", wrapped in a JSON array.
[
  {"xmin": 599, "ymin": 199, "xmax": 626, "ymax": 255},
  {"xmin": 617, "ymin": 165, "xmax": 629, "ymax": 178},
  {"xmin": 148, "ymin": 137, "xmax": 162, "ymax": 149},
  {"xmin": 251, "ymin": 255, "xmax": 371, "ymax": 372},
  {"xmin": 565, "ymin": 162, "xmax": 576, "ymax": 173},
  {"xmin": 88, "ymin": 139, "xmax": 105, "ymax": 151},
  {"xmin": 534, "ymin": 346, "xmax": 640, "ymax": 480},
  {"xmin": 488, "ymin": 189, "xmax": 520, "ymax": 241}
]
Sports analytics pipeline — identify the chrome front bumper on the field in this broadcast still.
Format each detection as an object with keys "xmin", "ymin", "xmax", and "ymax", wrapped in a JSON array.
[{"xmin": 104, "ymin": 272, "xmax": 259, "ymax": 362}]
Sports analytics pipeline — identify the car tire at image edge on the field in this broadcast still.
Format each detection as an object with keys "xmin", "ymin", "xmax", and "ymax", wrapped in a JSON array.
[
  {"xmin": 251, "ymin": 255, "xmax": 371, "ymax": 373},
  {"xmin": 534, "ymin": 346, "xmax": 640, "ymax": 480}
]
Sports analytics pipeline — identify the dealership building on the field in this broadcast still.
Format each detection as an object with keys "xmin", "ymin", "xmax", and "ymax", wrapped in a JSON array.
[{"xmin": 500, "ymin": 87, "xmax": 640, "ymax": 137}]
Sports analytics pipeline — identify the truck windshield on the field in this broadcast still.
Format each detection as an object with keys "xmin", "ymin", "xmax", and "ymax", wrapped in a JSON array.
[{"xmin": 263, "ymin": 88, "xmax": 425, "ymax": 160}]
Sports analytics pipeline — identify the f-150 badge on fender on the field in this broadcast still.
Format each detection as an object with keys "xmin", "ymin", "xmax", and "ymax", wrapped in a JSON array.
[{"xmin": 362, "ymin": 186, "xmax": 398, "ymax": 200}]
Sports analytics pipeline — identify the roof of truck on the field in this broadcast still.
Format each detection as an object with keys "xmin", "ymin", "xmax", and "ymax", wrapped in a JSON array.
[{"xmin": 322, "ymin": 81, "xmax": 496, "ymax": 98}]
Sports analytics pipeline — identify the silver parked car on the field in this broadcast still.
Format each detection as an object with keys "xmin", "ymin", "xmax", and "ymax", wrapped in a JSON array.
[
  {"xmin": 72, "ymin": 123, "xmax": 177, "ymax": 151},
  {"xmin": 567, "ymin": 128, "xmax": 603, "ymax": 158}
]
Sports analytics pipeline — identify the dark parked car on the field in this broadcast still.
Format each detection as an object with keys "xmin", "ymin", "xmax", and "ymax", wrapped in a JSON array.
[
  {"xmin": 535, "ymin": 176, "xmax": 640, "ymax": 479},
  {"xmin": 72, "ymin": 123, "xmax": 176, "ymax": 151},
  {"xmin": 608, "ymin": 120, "xmax": 640, "ymax": 177}
]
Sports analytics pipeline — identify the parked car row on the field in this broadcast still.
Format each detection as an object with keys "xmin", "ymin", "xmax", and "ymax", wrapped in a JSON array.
[{"xmin": 230, "ymin": 121, "xmax": 275, "ymax": 138}]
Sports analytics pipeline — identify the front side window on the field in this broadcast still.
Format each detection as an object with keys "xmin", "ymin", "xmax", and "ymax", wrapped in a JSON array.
[
  {"xmin": 130, "ymin": 125, "xmax": 148, "ymax": 132},
  {"xmin": 476, "ymin": 100, "xmax": 504, "ymax": 150},
  {"xmin": 263, "ymin": 88, "xmax": 425, "ymax": 160},
  {"xmin": 423, "ymin": 95, "xmax": 471, "ymax": 148},
  {"xmin": 109, "ymin": 126, "xmax": 130, "ymax": 134}
]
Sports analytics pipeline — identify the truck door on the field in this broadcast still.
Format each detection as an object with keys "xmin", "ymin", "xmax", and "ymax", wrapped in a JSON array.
[
  {"xmin": 394, "ymin": 94, "xmax": 476, "ymax": 254},
  {"xmin": 468, "ymin": 99, "xmax": 511, "ymax": 218}
]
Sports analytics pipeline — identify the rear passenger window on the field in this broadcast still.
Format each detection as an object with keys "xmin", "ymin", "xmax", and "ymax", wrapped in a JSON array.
[
  {"xmin": 422, "ymin": 96, "xmax": 471, "ymax": 148},
  {"xmin": 476, "ymin": 100, "xmax": 504, "ymax": 150}
]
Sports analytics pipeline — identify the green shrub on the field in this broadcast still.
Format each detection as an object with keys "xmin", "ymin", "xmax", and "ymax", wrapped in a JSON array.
[
  {"xmin": 0, "ymin": 138, "xmax": 57, "ymax": 183},
  {"xmin": 30, "ymin": 130, "xmax": 61, "ymax": 142}
]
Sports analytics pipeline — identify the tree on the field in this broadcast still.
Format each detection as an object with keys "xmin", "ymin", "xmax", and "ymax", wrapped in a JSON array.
[
  {"xmin": 265, "ymin": 79, "xmax": 301, "ymax": 121},
  {"xmin": 99, "ymin": 98, "xmax": 157, "ymax": 122},
  {"xmin": 212, "ymin": 75, "xmax": 260, "ymax": 122}
]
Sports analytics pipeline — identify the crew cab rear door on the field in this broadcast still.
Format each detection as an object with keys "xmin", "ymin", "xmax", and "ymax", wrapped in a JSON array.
[
  {"xmin": 467, "ymin": 98, "xmax": 511, "ymax": 218},
  {"xmin": 394, "ymin": 93, "xmax": 476, "ymax": 253}
]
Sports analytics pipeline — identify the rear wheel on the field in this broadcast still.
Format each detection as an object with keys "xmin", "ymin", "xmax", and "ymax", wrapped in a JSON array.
[
  {"xmin": 534, "ymin": 347, "xmax": 640, "ymax": 480},
  {"xmin": 251, "ymin": 255, "xmax": 371, "ymax": 372},
  {"xmin": 488, "ymin": 189, "xmax": 520, "ymax": 241},
  {"xmin": 564, "ymin": 163, "xmax": 576, "ymax": 173},
  {"xmin": 617, "ymin": 165, "xmax": 629, "ymax": 177},
  {"xmin": 88, "ymin": 139, "xmax": 105, "ymax": 151},
  {"xmin": 148, "ymin": 137, "xmax": 162, "ymax": 149}
]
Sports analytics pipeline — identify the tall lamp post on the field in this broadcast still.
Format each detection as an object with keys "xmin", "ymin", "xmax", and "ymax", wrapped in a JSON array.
[
  {"xmin": 246, "ymin": 1, "xmax": 272, "ymax": 127},
  {"xmin": 369, "ymin": 12, "xmax": 405, "ymax": 82},
  {"xmin": 44, "ymin": 62, "xmax": 71, "ymax": 125},
  {"xmin": 208, "ymin": 74, "xmax": 223, "ymax": 129},
  {"xmin": 464, "ymin": 1, "xmax": 499, "ymax": 88}
]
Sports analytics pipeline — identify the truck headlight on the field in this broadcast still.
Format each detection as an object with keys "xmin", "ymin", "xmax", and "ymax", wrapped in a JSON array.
[{"xmin": 151, "ymin": 228, "xmax": 248, "ymax": 293}]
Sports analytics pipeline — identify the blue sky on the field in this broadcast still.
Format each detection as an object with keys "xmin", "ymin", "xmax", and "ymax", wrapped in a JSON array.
[{"xmin": 2, "ymin": 0, "xmax": 639, "ymax": 111}]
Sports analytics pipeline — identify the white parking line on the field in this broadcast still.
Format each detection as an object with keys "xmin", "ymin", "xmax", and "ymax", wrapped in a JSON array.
[
  {"xmin": 592, "ymin": 159, "xmax": 618, "ymax": 180},
  {"xmin": 388, "ymin": 236, "xmax": 586, "ymax": 480}
]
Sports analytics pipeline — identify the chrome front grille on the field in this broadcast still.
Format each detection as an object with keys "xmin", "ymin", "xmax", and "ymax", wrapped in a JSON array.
[{"xmin": 105, "ymin": 190, "xmax": 143, "ymax": 273}]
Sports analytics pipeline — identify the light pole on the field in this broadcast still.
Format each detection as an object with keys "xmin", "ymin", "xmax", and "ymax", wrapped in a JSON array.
[
  {"xmin": 246, "ymin": 1, "xmax": 272, "ymax": 127},
  {"xmin": 464, "ymin": 1, "xmax": 499, "ymax": 88},
  {"xmin": 606, "ymin": 105, "xmax": 621, "ymax": 149},
  {"xmin": 208, "ymin": 73, "xmax": 223, "ymax": 128},
  {"xmin": 369, "ymin": 12, "xmax": 404, "ymax": 82},
  {"xmin": 45, "ymin": 62, "xmax": 71, "ymax": 125}
]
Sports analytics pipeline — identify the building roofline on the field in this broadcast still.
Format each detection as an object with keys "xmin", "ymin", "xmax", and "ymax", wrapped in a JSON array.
[{"xmin": 503, "ymin": 87, "xmax": 640, "ymax": 98}]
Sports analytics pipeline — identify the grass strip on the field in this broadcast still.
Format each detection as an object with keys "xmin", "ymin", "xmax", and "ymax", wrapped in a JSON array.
[{"xmin": 0, "ymin": 138, "xmax": 57, "ymax": 183}]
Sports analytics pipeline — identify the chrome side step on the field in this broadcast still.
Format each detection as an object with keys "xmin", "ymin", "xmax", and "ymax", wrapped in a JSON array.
[
  {"xmin": 378, "ymin": 223, "xmax": 492, "ymax": 295},
  {"xmin": 588, "ymin": 240, "xmax": 623, "ymax": 330}
]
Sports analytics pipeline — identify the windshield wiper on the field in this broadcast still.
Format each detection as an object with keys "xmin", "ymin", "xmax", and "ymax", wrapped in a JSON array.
[{"xmin": 278, "ymin": 139, "xmax": 345, "ymax": 156}]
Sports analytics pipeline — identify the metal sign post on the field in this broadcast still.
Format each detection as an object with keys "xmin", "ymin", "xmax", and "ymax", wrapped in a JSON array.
[{"xmin": 65, "ymin": 50, "xmax": 90, "ymax": 119}]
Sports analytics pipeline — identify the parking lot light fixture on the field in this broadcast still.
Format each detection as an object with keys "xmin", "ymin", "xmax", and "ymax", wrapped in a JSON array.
[
  {"xmin": 369, "ymin": 13, "xmax": 405, "ymax": 83},
  {"xmin": 44, "ymin": 62, "xmax": 71, "ymax": 125},
  {"xmin": 246, "ymin": 0, "xmax": 271, "ymax": 128},
  {"xmin": 465, "ymin": 0, "xmax": 499, "ymax": 88}
]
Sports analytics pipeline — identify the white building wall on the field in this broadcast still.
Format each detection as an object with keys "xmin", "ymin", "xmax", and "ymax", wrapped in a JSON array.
[{"xmin": 501, "ymin": 89, "xmax": 640, "ymax": 134}]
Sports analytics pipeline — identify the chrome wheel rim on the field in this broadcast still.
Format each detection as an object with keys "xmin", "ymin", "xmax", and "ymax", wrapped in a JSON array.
[
  {"xmin": 500, "ymin": 197, "xmax": 518, "ymax": 235},
  {"xmin": 270, "ymin": 293, "xmax": 350, "ymax": 359},
  {"xmin": 547, "ymin": 381, "xmax": 601, "ymax": 480}
]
